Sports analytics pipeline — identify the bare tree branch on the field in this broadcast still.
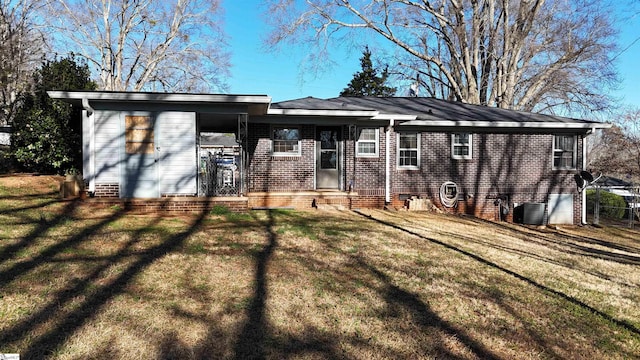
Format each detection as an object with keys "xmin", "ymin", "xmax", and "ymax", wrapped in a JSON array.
[
  {"xmin": 0, "ymin": 0, "xmax": 48, "ymax": 125},
  {"xmin": 264, "ymin": 0, "xmax": 618, "ymax": 114},
  {"xmin": 42, "ymin": 0, "xmax": 230, "ymax": 92}
]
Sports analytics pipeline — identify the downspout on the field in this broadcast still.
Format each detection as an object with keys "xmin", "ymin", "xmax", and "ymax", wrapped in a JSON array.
[
  {"xmin": 385, "ymin": 119, "xmax": 394, "ymax": 203},
  {"xmin": 82, "ymin": 98, "xmax": 96, "ymax": 195},
  {"xmin": 581, "ymin": 127, "xmax": 595, "ymax": 225}
]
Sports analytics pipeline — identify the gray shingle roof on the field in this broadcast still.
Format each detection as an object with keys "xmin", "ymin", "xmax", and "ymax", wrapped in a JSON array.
[
  {"xmin": 271, "ymin": 96, "xmax": 374, "ymax": 111},
  {"xmin": 272, "ymin": 96, "xmax": 607, "ymax": 128},
  {"xmin": 329, "ymin": 97, "xmax": 599, "ymax": 125}
]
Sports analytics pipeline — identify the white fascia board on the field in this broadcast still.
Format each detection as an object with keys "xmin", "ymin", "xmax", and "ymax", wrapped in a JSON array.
[
  {"xmin": 400, "ymin": 120, "xmax": 612, "ymax": 129},
  {"xmin": 372, "ymin": 114, "xmax": 417, "ymax": 121},
  {"xmin": 47, "ymin": 91, "xmax": 272, "ymax": 104},
  {"xmin": 267, "ymin": 108, "xmax": 379, "ymax": 117}
]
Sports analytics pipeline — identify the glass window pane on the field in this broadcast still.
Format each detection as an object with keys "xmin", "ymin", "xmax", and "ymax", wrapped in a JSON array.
[
  {"xmin": 399, "ymin": 150, "xmax": 417, "ymax": 166},
  {"xmin": 273, "ymin": 128, "xmax": 300, "ymax": 141},
  {"xmin": 400, "ymin": 133, "xmax": 417, "ymax": 149},
  {"xmin": 320, "ymin": 151, "xmax": 337, "ymax": 169},
  {"xmin": 454, "ymin": 145, "xmax": 469, "ymax": 156},
  {"xmin": 273, "ymin": 127, "xmax": 300, "ymax": 154},
  {"xmin": 358, "ymin": 142, "xmax": 375, "ymax": 154},
  {"xmin": 359, "ymin": 128, "xmax": 376, "ymax": 141},
  {"xmin": 553, "ymin": 135, "xmax": 575, "ymax": 168},
  {"xmin": 454, "ymin": 133, "xmax": 469, "ymax": 144},
  {"xmin": 320, "ymin": 130, "xmax": 337, "ymax": 149}
]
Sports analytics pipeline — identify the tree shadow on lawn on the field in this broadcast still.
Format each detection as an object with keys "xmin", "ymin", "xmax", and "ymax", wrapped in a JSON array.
[
  {"xmin": 230, "ymin": 210, "xmax": 351, "ymax": 360},
  {"xmin": 469, "ymin": 216, "xmax": 640, "ymax": 259},
  {"xmin": 399, "ymin": 215, "xmax": 638, "ymax": 287},
  {"xmin": 352, "ymin": 210, "xmax": 640, "ymax": 338},
  {"xmin": 0, "ymin": 197, "xmax": 81, "ymax": 266},
  {"xmin": 0, "ymin": 200, "xmax": 212, "ymax": 358},
  {"xmin": 253, "ymin": 210, "xmax": 502, "ymax": 359},
  {"xmin": 352, "ymin": 255, "xmax": 502, "ymax": 360},
  {"xmin": 382, "ymin": 210, "xmax": 640, "ymax": 268}
]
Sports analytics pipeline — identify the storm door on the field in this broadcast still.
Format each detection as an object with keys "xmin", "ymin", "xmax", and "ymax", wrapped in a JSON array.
[
  {"xmin": 122, "ymin": 115, "xmax": 159, "ymax": 197},
  {"xmin": 316, "ymin": 126, "xmax": 341, "ymax": 189}
]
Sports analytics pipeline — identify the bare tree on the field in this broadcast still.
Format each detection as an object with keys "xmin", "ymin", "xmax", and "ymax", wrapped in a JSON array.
[
  {"xmin": 43, "ymin": 0, "xmax": 230, "ymax": 92},
  {"xmin": 0, "ymin": 0, "xmax": 47, "ymax": 125},
  {"xmin": 589, "ymin": 107, "xmax": 640, "ymax": 182},
  {"xmin": 264, "ymin": 0, "xmax": 618, "ymax": 113}
]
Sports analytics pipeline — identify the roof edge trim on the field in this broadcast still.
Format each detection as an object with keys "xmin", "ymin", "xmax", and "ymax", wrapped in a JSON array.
[
  {"xmin": 47, "ymin": 91, "xmax": 272, "ymax": 104},
  {"xmin": 267, "ymin": 108, "xmax": 379, "ymax": 117},
  {"xmin": 400, "ymin": 120, "xmax": 612, "ymax": 129}
]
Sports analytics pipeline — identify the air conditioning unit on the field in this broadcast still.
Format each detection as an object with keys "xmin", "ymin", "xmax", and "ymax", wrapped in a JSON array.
[{"xmin": 514, "ymin": 202, "xmax": 546, "ymax": 225}]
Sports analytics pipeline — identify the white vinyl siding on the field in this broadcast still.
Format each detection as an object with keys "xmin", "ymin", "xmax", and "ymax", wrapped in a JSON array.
[
  {"xmin": 93, "ymin": 111, "xmax": 122, "ymax": 183},
  {"xmin": 158, "ymin": 112, "xmax": 197, "ymax": 195}
]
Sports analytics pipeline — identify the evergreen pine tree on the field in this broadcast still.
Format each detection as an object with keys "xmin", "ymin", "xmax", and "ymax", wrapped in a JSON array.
[{"xmin": 340, "ymin": 47, "xmax": 396, "ymax": 97}]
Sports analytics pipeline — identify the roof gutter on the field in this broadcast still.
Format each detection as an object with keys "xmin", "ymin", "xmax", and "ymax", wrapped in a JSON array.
[
  {"xmin": 82, "ymin": 97, "xmax": 94, "ymax": 116},
  {"xmin": 400, "ymin": 120, "xmax": 612, "ymax": 130},
  {"xmin": 580, "ymin": 126, "xmax": 602, "ymax": 225},
  {"xmin": 82, "ymin": 98, "xmax": 96, "ymax": 195}
]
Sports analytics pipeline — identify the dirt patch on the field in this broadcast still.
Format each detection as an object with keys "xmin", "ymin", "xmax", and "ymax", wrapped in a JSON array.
[{"xmin": 0, "ymin": 173, "xmax": 63, "ymax": 193}]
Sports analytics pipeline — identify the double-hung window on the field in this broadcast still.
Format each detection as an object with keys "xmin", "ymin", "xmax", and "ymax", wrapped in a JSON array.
[
  {"xmin": 356, "ymin": 127, "xmax": 379, "ymax": 157},
  {"xmin": 553, "ymin": 135, "xmax": 576, "ymax": 169},
  {"xmin": 398, "ymin": 132, "xmax": 420, "ymax": 169},
  {"xmin": 452, "ymin": 133, "xmax": 472, "ymax": 160},
  {"xmin": 272, "ymin": 126, "xmax": 301, "ymax": 155}
]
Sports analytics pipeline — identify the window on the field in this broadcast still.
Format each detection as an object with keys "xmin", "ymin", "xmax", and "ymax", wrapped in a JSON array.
[
  {"xmin": 356, "ymin": 127, "xmax": 379, "ymax": 157},
  {"xmin": 125, "ymin": 116, "xmax": 154, "ymax": 154},
  {"xmin": 272, "ymin": 126, "xmax": 301, "ymax": 155},
  {"xmin": 452, "ymin": 133, "xmax": 472, "ymax": 159},
  {"xmin": 397, "ymin": 132, "xmax": 420, "ymax": 169},
  {"xmin": 553, "ymin": 135, "xmax": 576, "ymax": 169}
]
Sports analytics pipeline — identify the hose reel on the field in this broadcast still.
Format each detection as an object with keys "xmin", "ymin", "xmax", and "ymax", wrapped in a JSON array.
[{"xmin": 439, "ymin": 181, "xmax": 458, "ymax": 208}]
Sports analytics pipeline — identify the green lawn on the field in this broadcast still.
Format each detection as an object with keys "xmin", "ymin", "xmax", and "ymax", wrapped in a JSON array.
[{"xmin": 1, "ymin": 175, "xmax": 639, "ymax": 359}]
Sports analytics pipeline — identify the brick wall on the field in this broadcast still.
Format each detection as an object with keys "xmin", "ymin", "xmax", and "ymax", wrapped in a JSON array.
[
  {"xmin": 93, "ymin": 183, "xmax": 119, "ymax": 197},
  {"xmin": 247, "ymin": 123, "xmax": 315, "ymax": 191},
  {"xmin": 349, "ymin": 126, "xmax": 386, "ymax": 197},
  {"xmin": 86, "ymin": 197, "xmax": 247, "ymax": 214},
  {"xmin": 388, "ymin": 131, "xmax": 583, "ymax": 223},
  {"xmin": 243, "ymin": 123, "xmax": 584, "ymax": 223}
]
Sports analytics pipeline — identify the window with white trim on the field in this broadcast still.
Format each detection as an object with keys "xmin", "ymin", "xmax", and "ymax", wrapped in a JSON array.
[
  {"xmin": 356, "ymin": 127, "xmax": 379, "ymax": 157},
  {"xmin": 397, "ymin": 132, "xmax": 420, "ymax": 169},
  {"xmin": 272, "ymin": 126, "xmax": 301, "ymax": 155},
  {"xmin": 452, "ymin": 133, "xmax": 472, "ymax": 159},
  {"xmin": 553, "ymin": 134, "xmax": 576, "ymax": 169}
]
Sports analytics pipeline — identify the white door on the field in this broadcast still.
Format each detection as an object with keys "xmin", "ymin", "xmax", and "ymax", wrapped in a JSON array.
[
  {"xmin": 316, "ymin": 126, "xmax": 341, "ymax": 189},
  {"xmin": 122, "ymin": 115, "xmax": 158, "ymax": 198}
]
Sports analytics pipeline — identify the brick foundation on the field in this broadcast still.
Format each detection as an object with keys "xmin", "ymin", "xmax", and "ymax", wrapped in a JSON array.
[
  {"xmin": 248, "ymin": 192, "xmax": 355, "ymax": 209},
  {"xmin": 93, "ymin": 183, "xmax": 120, "ymax": 197},
  {"xmin": 85, "ymin": 197, "xmax": 247, "ymax": 214}
]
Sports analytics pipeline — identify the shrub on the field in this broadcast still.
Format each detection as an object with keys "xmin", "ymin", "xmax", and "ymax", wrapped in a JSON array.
[
  {"xmin": 0, "ymin": 146, "xmax": 13, "ymax": 173},
  {"xmin": 10, "ymin": 56, "xmax": 96, "ymax": 174},
  {"xmin": 586, "ymin": 189, "xmax": 627, "ymax": 219}
]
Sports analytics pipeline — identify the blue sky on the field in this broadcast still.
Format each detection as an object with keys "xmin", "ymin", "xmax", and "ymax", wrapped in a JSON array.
[{"xmin": 224, "ymin": 2, "xmax": 640, "ymax": 109}]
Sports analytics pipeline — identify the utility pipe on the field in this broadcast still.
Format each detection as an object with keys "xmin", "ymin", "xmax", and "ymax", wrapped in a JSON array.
[{"xmin": 385, "ymin": 119, "xmax": 394, "ymax": 203}]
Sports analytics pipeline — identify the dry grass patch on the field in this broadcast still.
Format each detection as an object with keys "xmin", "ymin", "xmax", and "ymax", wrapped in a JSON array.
[{"xmin": 1, "ymin": 176, "xmax": 639, "ymax": 359}]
